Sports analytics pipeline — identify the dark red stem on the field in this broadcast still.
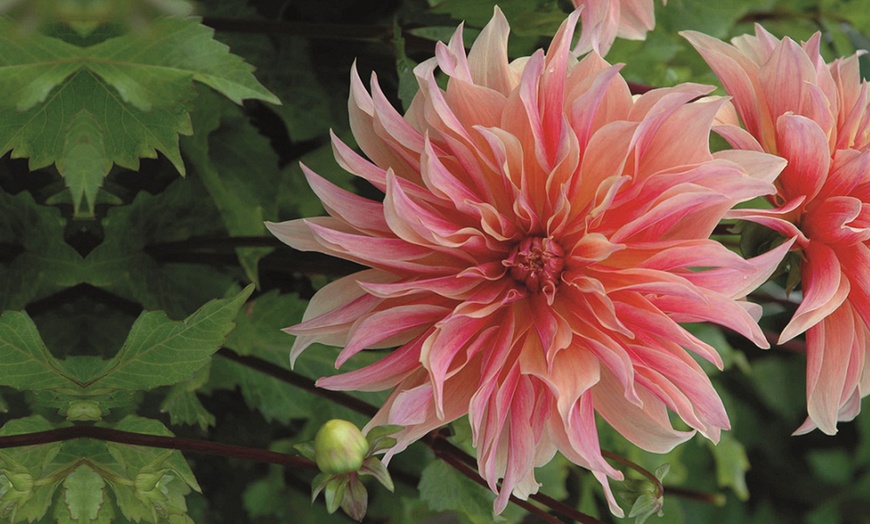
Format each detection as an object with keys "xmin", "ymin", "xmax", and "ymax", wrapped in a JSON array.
[
  {"xmin": 216, "ymin": 348, "xmax": 378, "ymax": 418},
  {"xmin": 0, "ymin": 425, "xmax": 318, "ymax": 470}
]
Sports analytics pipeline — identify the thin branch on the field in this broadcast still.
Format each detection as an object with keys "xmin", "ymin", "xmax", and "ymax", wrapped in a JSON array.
[
  {"xmin": 0, "ymin": 425, "xmax": 318, "ymax": 470},
  {"xmin": 200, "ymin": 17, "xmax": 437, "ymax": 53},
  {"xmin": 201, "ymin": 17, "xmax": 390, "ymax": 42},
  {"xmin": 665, "ymin": 486, "xmax": 726, "ymax": 506},
  {"xmin": 601, "ymin": 450, "xmax": 663, "ymax": 500},
  {"xmin": 216, "ymin": 348, "xmax": 379, "ymax": 418},
  {"xmin": 146, "ymin": 238, "xmax": 364, "ymax": 277},
  {"xmin": 146, "ymin": 236, "xmax": 283, "ymax": 252}
]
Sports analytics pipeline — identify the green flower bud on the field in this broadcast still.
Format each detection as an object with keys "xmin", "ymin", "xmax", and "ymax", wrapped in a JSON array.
[{"xmin": 313, "ymin": 419, "xmax": 369, "ymax": 474}]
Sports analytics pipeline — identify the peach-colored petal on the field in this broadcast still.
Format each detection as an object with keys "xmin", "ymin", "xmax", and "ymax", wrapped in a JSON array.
[
  {"xmin": 593, "ymin": 367, "xmax": 695, "ymax": 452},
  {"xmin": 775, "ymin": 114, "xmax": 831, "ymax": 204},
  {"xmin": 682, "ymin": 30, "xmax": 775, "ymax": 148},
  {"xmin": 805, "ymin": 307, "xmax": 858, "ymax": 434},
  {"xmin": 573, "ymin": 0, "xmax": 665, "ymax": 56}
]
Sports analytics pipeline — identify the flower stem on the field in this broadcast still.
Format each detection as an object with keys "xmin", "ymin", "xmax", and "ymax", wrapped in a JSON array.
[
  {"xmin": 601, "ymin": 450, "xmax": 663, "ymax": 500},
  {"xmin": 665, "ymin": 486, "xmax": 727, "ymax": 505},
  {"xmin": 0, "ymin": 425, "xmax": 318, "ymax": 470},
  {"xmin": 145, "ymin": 237, "xmax": 364, "ymax": 276}
]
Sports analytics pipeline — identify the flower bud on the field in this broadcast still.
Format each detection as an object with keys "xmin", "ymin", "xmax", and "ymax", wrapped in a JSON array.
[{"xmin": 313, "ymin": 419, "xmax": 369, "ymax": 474}]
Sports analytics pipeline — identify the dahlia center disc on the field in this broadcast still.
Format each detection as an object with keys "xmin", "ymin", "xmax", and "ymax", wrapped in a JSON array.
[{"xmin": 504, "ymin": 237, "xmax": 565, "ymax": 294}]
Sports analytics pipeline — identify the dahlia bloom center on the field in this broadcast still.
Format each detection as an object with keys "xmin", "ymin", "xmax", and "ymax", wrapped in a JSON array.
[{"xmin": 504, "ymin": 237, "xmax": 565, "ymax": 294}]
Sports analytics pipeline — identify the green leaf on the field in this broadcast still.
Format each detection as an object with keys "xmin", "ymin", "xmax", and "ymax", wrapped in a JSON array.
[
  {"xmin": 430, "ymin": 0, "xmax": 564, "ymax": 36},
  {"xmin": 0, "ymin": 16, "xmax": 277, "ymax": 214},
  {"xmin": 181, "ymin": 87, "xmax": 279, "ymax": 284},
  {"xmin": 159, "ymin": 391, "xmax": 215, "ymax": 430},
  {"xmin": 279, "ymin": 140, "xmax": 356, "ymax": 219},
  {"xmin": 418, "ymin": 460, "xmax": 495, "ymax": 524},
  {"xmin": 628, "ymin": 493, "xmax": 662, "ymax": 524},
  {"xmin": 194, "ymin": 1, "xmax": 336, "ymax": 143},
  {"xmin": 85, "ymin": 177, "xmax": 238, "ymax": 318},
  {"xmin": 708, "ymin": 433, "xmax": 751, "ymax": 501},
  {"xmin": 100, "ymin": 417, "xmax": 200, "ymax": 522},
  {"xmin": 208, "ymin": 291, "xmax": 312, "ymax": 423},
  {"xmin": 211, "ymin": 291, "xmax": 386, "ymax": 424},
  {"xmin": 207, "ymin": 357, "xmax": 309, "ymax": 424},
  {"xmin": 0, "ymin": 69, "xmax": 194, "ymax": 216},
  {"xmin": 341, "ymin": 476, "xmax": 368, "ymax": 522},
  {"xmin": 750, "ymin": 355, "xmax": 807, "ymax": 423},
  {"xmin": 807, "ymin": 449, "xmax": 854, "ymax": 486},
  {"xmin": 83, "ymin": 17, "xmax": 279, "ymax": 109},
  {"xmin": 0, "ymin": 191, "xmax": 84, "ymax": 310},
  {"xmin": 86, "ymin": 286, "xmax": 253, "ymax": 390},
  {"xmin": 360, "ymin": 457, "xmax": 394, "ymax": 492},
  {"xmin": 0, "ymin": 311, "xmax": 78, "ymax": 390}
]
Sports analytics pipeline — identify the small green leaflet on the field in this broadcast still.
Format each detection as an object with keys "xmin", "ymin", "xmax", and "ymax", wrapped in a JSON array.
[
  {"xmin": 0, "ymin": 16, "xmax": 279, "ymax": 215},
  {"xmin": 160, "ymin": 365, "xmax": 216, "ymax": 431},
  {"xmin": 418, "ymin": 461, "xmax": 495, "ymax": 524},
  {"xmin": 59, "ymin": 465, "xmax": 107, "ymax": 522},
  {"xmin": 85, "ymin": 177, "xmax": 237, "ymax": 318},
  {"xmin": 0, "ymin": 191, "xmax": 83, "ymax": 311},
  {"xmin": 181, "ymin": 88, "xmax": 280, "ymax": 285}
]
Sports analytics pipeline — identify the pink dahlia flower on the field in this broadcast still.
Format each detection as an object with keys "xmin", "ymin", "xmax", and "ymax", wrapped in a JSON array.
[
  {"xmin": 685, "ymin": 26, "xmax": 870, "ymax": 435},
  {"xmin": 572, "ymin": 0, "xmax": 666, "ymax": 56},
  {"xmin": 270, "ymin": 9, "xmax": 789, "ymax": 514}
]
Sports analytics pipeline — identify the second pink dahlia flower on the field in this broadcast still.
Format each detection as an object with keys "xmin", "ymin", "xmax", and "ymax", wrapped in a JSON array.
[
  {"xmin": 270, "ymin": 9, "xmax": 789, "ymax": 515},
  {"xmin": 572, "ymin": 0, "xmax": 666, "ymax": 56},
  {"xmin": 685, "ymin": 26, "xmax": 870, "ymax": 436}
]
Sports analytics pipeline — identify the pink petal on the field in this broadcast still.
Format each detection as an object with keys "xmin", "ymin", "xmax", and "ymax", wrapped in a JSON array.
[
  {"xmin": 467, "ymin": 7, "xmax": 515, "ymax": 95},
  {"xmin": 301, "ymin": 164, "xmax": 389, "ymax": 234},
  {"xmin": 628, "ymin": 343, "xmax": 730, "ymax": 440},
  {"xmin": 713, "ymin": 123, "xmax": 764, "ymax": 152},
  {"xmin": 593, "ymin": 367, "xmax": 695, "ymax": 452},
  {"xmin": 317, "ymin": 332, "xmax": 427, "ymax": 391},
  {"xmin": 758, "ymin": 38, "xmax": 820, "ymax": 123},
  {"xmin": 681, "ymin": 30, "xmax": 772, "ymax": 145},
  {"xmin": 338, "ymin": 304, "xmax": 450, "ymax": 366},
  {"xmin": 775, "ymin": 114, "xmax": 831, "ymax": 204},
  {"xmin": 348, "ymin": 64, "xmax": 419, "ymax": 180},
  {"xmin": 804, "ymin": 306, "xmax": 859, "ymax": 434}
]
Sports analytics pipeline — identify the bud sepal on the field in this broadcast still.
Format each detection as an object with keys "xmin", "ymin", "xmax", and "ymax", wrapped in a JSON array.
[{"xmin": 299, "ymin": 421, "xmax": 400, "ymax": 522}]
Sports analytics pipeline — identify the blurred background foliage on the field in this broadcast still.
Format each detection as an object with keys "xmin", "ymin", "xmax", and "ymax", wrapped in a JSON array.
[{"xmin": 1, "ymin": 0, "xmax": 870, "ymax": 522}]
